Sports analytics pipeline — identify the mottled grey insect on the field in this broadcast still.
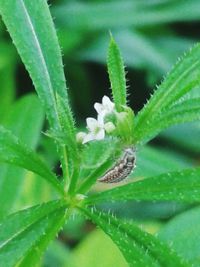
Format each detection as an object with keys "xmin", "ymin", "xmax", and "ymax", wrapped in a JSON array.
[{"xmin": 98, "ymin": 147, "xmax": 136, "ymax": 183}]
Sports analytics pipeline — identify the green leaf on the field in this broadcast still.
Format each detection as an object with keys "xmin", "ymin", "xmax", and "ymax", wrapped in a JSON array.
[
  {"xmin": 107, "ymin": 37, "xmax": 127, "ymax": 111},
  {"xmin": 138, "ymin": 98, "xmax": 200, "ymax": 143},
  {"xmin": 0, "ymin": 0, "xmax": 73, "ymax": 133},
  {"xmin": 158, "ymin": 206, "xmax": 200, "ymax": 267},
  {"xmin": 76, "ymin": 138, "xmax": 122, "ymax": 194},
  {"xmin": 80, "ymin": 207, "xmax": 188, "ymax": 267},
  {"xmin": 0, "ymin": 200, "xmax": 67, "ymax": 267},
  {"xmin": 0, "ymin": 0, "xmax": 78, "ymax": 193},
  {"xmin": 156, "ymin": 98, "xmax": 200, "ymax": 125},
  {"xmin": 0, "ymin": 94, "xmax": 46, "ymax": 219},
  {"xmin": 55, "ymin": 93, "xmax": 79, "ymax": 191},
  {"xmin": 0, "ymin": 125, "xmax": 64, "ymax": 195},
  {"xmin": 86, "ymin": 167, "xmax": 200, "ymax": 204},
  {"xmin": 133, "ymin": 43, "xmax": 200, "ymax": 144},
  {"xmin": 79, "ymin": 30, "xmax": 193, "ymax": 80}
]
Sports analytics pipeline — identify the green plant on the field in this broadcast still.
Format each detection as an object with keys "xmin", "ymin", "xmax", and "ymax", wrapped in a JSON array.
[{"xmin": 0, "ymin": 1, "xmax": 200, "ymax": 266}]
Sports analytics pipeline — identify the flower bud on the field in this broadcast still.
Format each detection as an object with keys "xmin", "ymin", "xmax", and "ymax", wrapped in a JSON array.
[
  {"xmin": 76, "ymin": 132, "xmax": 87, "ymax": 144},
  {"xmin": 104, "ymin": 122, "xmax": 116, "ymax": 133},
  {"xmin": 115, "ymin": 107, "xmax": 134, "ymax": 144}
]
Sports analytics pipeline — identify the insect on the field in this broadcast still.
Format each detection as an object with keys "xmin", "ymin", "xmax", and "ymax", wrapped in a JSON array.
[{"xmin": 98, "ymin": 147, "xmax": 136, "ymax": 183}]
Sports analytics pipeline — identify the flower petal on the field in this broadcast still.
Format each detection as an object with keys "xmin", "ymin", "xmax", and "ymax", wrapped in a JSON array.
[
  {"xmin": 86, "ymin": 117, "xmax": 98, "ymax": 131},
  {"xmin": 102, "ymin": 96, "xmax": 114, "ymax": 111},
  {"xmin": 97, "ymin": 114, "xmax": 105, "ymax": 126},
  {"xmin": 95, "ymin": 129, "xmax": 105, "ymax": 140},
  {"xmin": 94, "ymin": 103, "xmax": 103, "ymax": 114},
  {"xmin": 82, "ymin": 132, "xmax": 95, "ymax": 144}
]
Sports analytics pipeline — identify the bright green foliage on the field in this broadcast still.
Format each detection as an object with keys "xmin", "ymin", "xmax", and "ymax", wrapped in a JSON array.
[
  {"xmin": 0, "ymin": 0, "xmax": 78, "ymax": 192},
  {"xmin": 0, "ymin": 0, "xmax": 73, "ymax": 132},
  {"xmin": 56, "ymin": 93, "xmax": 78, "ymax": 162},
  {"xmin": 0, "ymin": 200, "xmax": 67, "ymax": 267},
  {"xmin": 0, "ymin": 125, "xmax": 63, "ymax": 195},
  {"xmin": 158, "ymin": 206, "xmax": 200, "ymax": 267},
  {"xmin": 133, "ymin": 43, "xmax": 200, "ymax": 144},
  {"xmin": 107, "ymin": 37, "xmax": 127, "ymax": 111},
  {"xmin": 81, "ymin": 207, "xmax": 189, "ymax": 267},
  {"xmin": 86, "ymin": 167, "xmax": 200, "ymax": 204},
  {"xmin": 147, "ymin": 98, "xmax": 200, "ymax": 135},
  {"xmin": 55, "ymin": 93, "xmax": 79, "ymax": 190}
]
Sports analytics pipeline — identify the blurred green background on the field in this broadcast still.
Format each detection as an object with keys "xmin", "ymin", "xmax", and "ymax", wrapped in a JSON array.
[{"xmin": 0, "ymin": 0, "xmax": 200, "ymax": 266}]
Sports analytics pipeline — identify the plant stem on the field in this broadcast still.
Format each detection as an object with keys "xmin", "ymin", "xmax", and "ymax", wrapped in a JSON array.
[
  {"xmin": 60, "ymin": 145, "xmax": 70, "ymax": 192},
  {"xmin": 68, "ymin": 165, "xmax": 80, "ymax": 195}
]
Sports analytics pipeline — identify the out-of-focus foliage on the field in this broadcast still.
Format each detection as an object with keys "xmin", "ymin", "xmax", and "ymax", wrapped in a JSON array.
[
  {"xmin": 158, "ymin": 206, "xmax": 200, "ymax": 267},
  {"xmin": 52, "ymin": 0, "xmax": 199, "ymax": 84},
  {"xmin": 72, "ymin": 229, "xmax": 128, "ymax": 267}
]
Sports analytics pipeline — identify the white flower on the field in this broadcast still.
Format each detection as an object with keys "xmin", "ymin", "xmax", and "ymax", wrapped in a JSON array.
[
  {"xmin": 94, "ymin": 96, "xmax": 115, "ymax": 117},
  {"xmin": 82, "ymin": 115, "xmax": 105, "ymax": 144},
  {"xmin": 77, "ymin": 96, "xmax": 116, "ymax": 144}
]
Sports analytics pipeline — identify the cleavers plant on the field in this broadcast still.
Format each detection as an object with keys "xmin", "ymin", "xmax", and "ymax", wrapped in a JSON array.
[{"xmin": 0, "ymin": 1, "xmax": 200, "ymax": 266}]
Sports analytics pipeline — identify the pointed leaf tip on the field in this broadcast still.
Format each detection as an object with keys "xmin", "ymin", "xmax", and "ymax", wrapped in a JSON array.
[{"xmin": 107, "ymin": 37, "xmax": 127, "ymax": 111}]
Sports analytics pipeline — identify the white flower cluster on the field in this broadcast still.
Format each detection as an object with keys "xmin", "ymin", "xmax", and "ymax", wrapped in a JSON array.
[{"xmin": 77, "ymin": 96, "xmax": 116, "ymax": 144}]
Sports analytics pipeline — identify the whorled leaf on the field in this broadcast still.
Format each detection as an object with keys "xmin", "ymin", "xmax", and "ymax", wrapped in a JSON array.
[
  {"xmin": 0, "ymin": 200, "xmax": 67, "ymax": 267},
  {"xmin": 55, "ymin": 93, "xmax": 79, "ymax": 191},
  {"xmin": 0, "ymin": 0, "xmax": 78, "ymax": 192},
  {"xmin": 80, "ymin": 207, "xmax": 189, "ymax": 267},
  {"xmin": 86, "ymin": 167, "xmax": 200, "ymax": 204},
  {"xmin": 133, "ymin": 43, "xmax": 200, "ymax": 144},
  {"xmin": 107, "ymin": 37, "xmax": 127, "ymax": 111},
  {"xmin": 138, "ymin": 98, "xmax": 200, "ymax": 143},
  {"xmin": 0, "ymin": 0, "xmax": 73, "ymax": 132},
  {"xmin": 0, "ymin": 125, "xmax": 64, "ymax": 195}
]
